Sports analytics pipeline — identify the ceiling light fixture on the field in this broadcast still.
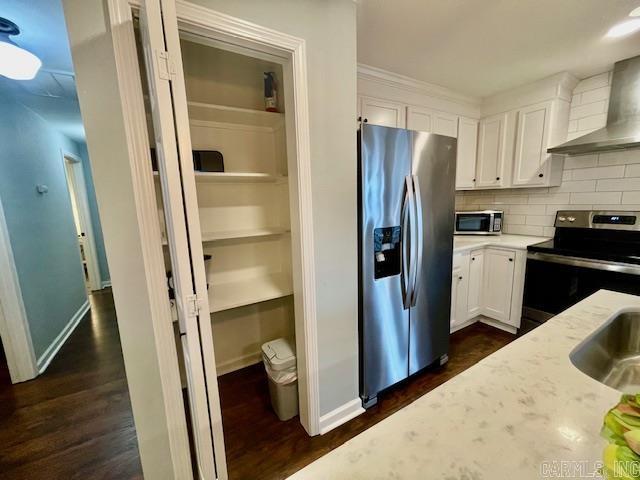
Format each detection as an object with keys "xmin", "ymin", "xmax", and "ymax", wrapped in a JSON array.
[
  {"xmin": 0, "ymin": 17, "xmax": 41, "ymax": 80},
  {"xmin": 606, "ymin": 18, "xmax": 640, "ymax": 38},
  {"xmin": 630, "ymin": 6, "xmax": 640, "ymax": 17}
]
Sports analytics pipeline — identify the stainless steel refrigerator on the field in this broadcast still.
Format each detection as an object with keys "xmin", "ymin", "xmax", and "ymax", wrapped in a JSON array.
[{"xmin": 358, "ymin": 123, "xmax": 456, "ymax": 408}]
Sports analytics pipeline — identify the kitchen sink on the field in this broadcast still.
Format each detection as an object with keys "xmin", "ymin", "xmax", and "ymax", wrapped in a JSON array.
[{"xmin": 570, "ymin": 311, "xmax": 640, "ymax": 393}]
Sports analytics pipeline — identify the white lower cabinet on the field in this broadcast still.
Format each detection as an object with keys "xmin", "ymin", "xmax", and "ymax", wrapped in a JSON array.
[
  {"xmin": 450, "ymin": 246, "xmax": 522, "ymax": 333},
  {"xmin": 466, "ymin": 249, "xmax": 485, "ymax": 318},
  {"xmin": 481, "ymin": 248, "xmax": 516, "ymax": 323},
  {"xmin": 450, "ymin": 252, "xmax": 470, "ymax": 329}
]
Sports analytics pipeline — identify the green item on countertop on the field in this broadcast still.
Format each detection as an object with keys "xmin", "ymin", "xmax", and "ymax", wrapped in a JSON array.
[{"xmin": 601, "ymin": 394, "xmax": 640, "ymax": 479}]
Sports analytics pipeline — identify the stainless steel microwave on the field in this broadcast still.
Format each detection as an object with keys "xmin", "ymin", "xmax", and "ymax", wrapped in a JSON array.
[{"xmin": 455, "ymin": 210, "xmax": 503, "ymax": 235}]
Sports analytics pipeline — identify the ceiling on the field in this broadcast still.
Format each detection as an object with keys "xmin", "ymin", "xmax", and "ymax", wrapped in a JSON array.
[
  {"xmin": 357, "ymin": 0, "xmax": 640, "ymax": 98},
  {"xmin": 0, "ymin": 0, "xmax": 85, "ymax": 142}
]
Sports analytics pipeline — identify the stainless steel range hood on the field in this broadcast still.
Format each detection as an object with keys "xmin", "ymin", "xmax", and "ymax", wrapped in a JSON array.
[{"xmin": 548, "ymin": 55, "xmax": 640, "ymax": 155}]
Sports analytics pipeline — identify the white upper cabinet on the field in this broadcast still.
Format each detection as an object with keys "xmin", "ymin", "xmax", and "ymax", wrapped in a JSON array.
[
  {"xmin": 512, "ymin": 101, "xmax": 552, "ymax": 187},
  {"xmin": 482, "ymin": 248, "xmax": 515, "ymax": 323},
  {"xmin": 456, "ymin": 117, "xmax": 478, "ymax": 189},
  {"xmin": 360, "ymin": 96, "xmax": 406, "ymax": 128},
  {"xmin": 476, "ymin": 113, "xmax": 508, "ymax": 188},
  {"xmin": 407, "ymin": 106, "xmax": 458, "ymax": 137},
  {"xmin": 406, "ymin": 106, "xmax": 433, "ymax": 132}
]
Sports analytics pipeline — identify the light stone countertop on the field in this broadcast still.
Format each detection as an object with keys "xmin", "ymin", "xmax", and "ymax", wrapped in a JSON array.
[
  {"xmin": 453, "ymin": 233, "xmax": 549, "ymax": 253},
  {"xmin": 288, "ymin": 290, "xmax": 640, "ymax": 480}
]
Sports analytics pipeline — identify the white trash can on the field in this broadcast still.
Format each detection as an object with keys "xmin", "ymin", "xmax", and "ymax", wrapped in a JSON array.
[{"xmin": 261, "ymin": 338, "xmax": 298, "ymax": 421}]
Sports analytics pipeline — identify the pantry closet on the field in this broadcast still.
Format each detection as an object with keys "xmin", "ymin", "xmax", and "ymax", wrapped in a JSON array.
[
  {"xmin": 132, "ymin": 2, "xmax": 316, "ymax": 475},
  {"xmin": 156, "ymin": 40, "xmax": 296, "ymax": 377}
]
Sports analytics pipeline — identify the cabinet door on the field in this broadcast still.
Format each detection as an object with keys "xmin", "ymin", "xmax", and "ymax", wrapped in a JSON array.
[
  {"xmin": 407, "ymin": 106, "xmax": 458, "ymax": 137},
  {"xmin": 451, "ymin": 265, "xmax": 469, "ymax": 328},
  {"xmin": 466, "ymin": 249, "xmax": 484, "ymax": 318},
  {"xmin": 512, "ymin": 101, "xmax": 552, "ymax": 187},
  {"xmin": 360, "ymin": 96, "xmax": 406, "ymax": 128},
  {"xmin": 482, "ymin": 249, "xmax": 515, "ymax": 322},
  {"xmin": 476, "ymin": 113, "xmax": 508, "ymax": 188},
  {"xmin": 406, "ymin": 106, "xmax": 433, "ymax": 133},
  {"xmin": 456, "ymin": 117, "xmax": 479, "ymax": 189},
  {"xmin": 433, "ymin": 111, "xmax": 458, "ymax": 137}
]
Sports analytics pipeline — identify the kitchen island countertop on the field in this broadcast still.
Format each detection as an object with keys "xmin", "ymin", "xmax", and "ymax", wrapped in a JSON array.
[
  {"xmin": 288, "ymin": 290, "xmax": 640, "ymax": 479},
  {"xmin": 453, "ymin": 233, "xmax": 548, "ymax": 253}
]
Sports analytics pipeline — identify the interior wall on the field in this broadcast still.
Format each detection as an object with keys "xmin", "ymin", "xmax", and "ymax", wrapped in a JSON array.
[
  {"xmin": 188, "ymin": 0, "xmax": 359, "ymax": 416},
  {"xmin": 76, "ymin": 141, "xmax": 111, "ymax": 286},
  {"xmin": 0, "ymin": 90, "xmax": 88, "ymax": 360},
  {"xmin": 456, "ymin": 71, "xmax": 640, "ymax": 236}
]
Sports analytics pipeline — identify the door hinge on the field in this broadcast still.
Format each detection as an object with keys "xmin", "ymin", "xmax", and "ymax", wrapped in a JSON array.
[
  {"xmin": 185, "ymin": 294, "xmax": 201, "ymax": 317},
  {"xmin": 156, "ymin": 49, "xmax": 176, "ymax": 81}
]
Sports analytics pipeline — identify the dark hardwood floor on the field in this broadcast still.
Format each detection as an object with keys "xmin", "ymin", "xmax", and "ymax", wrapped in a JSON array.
[
  {"xmin": 0, "ymin": 289, "xmax": 143, "ymax": 480},
  {"xmin": 0, "ymin": 289, "xmax": 514, "ymax": 480},
  {"xmin": 220, "ymin": 322, "xmax": 515, "ymax": 480}
]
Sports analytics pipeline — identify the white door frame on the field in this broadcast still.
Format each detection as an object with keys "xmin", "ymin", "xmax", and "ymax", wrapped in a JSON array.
[
  {"xmin": 110, "ymin": 0, "xmax": 320, "ymax": 437},
  {"xmin": 0, "ymin": 195, "xmax": 38, "ymax": 383},
  {"xmin": 62, "ymin": 150, "xmax": 102, "ymax": 292}
]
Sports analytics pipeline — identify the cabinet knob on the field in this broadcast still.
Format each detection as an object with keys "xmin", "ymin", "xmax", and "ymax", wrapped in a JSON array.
[
  {"xmin": 459, "ymin": 276, "xmax": 463, "ymax": 280},
  {"xmin": 363, "ymin": 118, "xmax": 368, "ymax": 123},
  {"xmin": 358, "ymin": 116, "xmax": 362, "ymax": 121},
  {"xmin": 538, "ymin": 173, "xmax": 544, "ymax": 178},
  {"xmin": 509, "ymin": 258, "xmax": 513, "ymax": 262},
  {"xmin": 472, "ymin": 178, "xmax": 476, "ymax": 182},
  {"xmin": 471, "ymin": 257, "xmax": 475, "ymax": 261},
  {"xmin": 496, "ymin": 177, "xmax": 500, "ymax": 181}
]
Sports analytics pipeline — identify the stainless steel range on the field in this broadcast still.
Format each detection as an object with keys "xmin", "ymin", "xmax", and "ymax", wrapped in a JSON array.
[{"xmin": 521, "ymin": 210, "xmax": 640, "ymax": 334}]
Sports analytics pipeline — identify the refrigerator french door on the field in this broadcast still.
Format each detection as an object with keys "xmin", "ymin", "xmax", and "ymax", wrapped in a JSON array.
[
  {"xmin": 139, "ymin": 1, "xmax": 227, "ymax": 478},
  {"xmin": 359, "ymin": 124, "xmax": 456, "ymax": 407}
]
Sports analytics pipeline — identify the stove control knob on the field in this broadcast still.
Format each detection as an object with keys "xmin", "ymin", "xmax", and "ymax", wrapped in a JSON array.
[
  {"xmin": 558, "ymin": 216, "xmax": 566, "ymax": 222},
  {"xmin": 568, "ymin": 216, "xmax": 576, "ymax": 222}
]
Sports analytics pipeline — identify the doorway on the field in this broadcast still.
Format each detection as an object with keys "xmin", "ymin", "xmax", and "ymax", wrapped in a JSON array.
[
  {"xmin": 62, "ymin": 152, "xmax": 101, "ymax": 292},
  {"xmin": 119, "ymin": 0, "xmax": 319, "ymax": 477}
]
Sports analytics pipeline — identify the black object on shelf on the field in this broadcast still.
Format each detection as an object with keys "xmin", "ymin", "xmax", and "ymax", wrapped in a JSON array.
[{"xmin": 193, "ymin": 150, "xmax": 224, "ymax": 172}]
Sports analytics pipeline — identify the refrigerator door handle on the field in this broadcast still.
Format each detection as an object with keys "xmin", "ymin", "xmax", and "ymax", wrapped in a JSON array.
[
  {"xmin": 410, "ymin": 174, "xmax": 424, "ymax": 306},
  {"xmin": 401, "ymin": 175, "xmax": 414, "ymax": 309}
]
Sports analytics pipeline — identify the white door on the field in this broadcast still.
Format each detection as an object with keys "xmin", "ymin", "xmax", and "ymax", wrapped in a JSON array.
[
  {"xmin": 360, "ymin": 96, "xmax": 406, "ymax": 128},
  {"xmin": 482, "ymin": 248, "xmax": 515, "ymax": 322},
  {"xmin": 466, "ymin": 249, "xmax": 484, "ymax": 319},
  {"xmin": 512, "ymin": 101, "xmax": 552, "ymax": 187},
  {"xmin": 456, "ymin": 117, "xmax": 478, "ymax": 189},
  {"xmin": 476, "ymin": 113, "xmax": 507, "ymax": 188},
  {"xmin": 140, "ymin": 1, "xmax": 226, "ymax": 478}
]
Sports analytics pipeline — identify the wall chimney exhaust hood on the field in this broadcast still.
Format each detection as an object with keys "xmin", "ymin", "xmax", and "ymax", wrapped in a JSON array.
[{"xmin": 548, "ymin": 55, "xmax": 640, "ymax": 155}]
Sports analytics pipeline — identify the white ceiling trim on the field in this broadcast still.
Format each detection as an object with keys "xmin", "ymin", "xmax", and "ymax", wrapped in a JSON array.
[{"xmin": 358, "ymin": 63, "xmax": 481, "ymax": 108}]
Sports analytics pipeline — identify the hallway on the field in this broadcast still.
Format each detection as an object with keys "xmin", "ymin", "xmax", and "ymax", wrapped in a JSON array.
[{"xmin": 0, "ymin": 289, "xmax": 142, "ymax": 479}]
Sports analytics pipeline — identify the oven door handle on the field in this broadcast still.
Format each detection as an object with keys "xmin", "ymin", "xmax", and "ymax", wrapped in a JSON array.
[{"xmin": 527, "ymin": 251, "xmax": 640, "ymax": 276}]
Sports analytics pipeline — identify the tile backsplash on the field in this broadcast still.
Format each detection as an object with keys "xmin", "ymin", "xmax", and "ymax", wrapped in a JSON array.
[{"xmin": 456, "ymin": 71, "xmax": 640, "ymax": 237}]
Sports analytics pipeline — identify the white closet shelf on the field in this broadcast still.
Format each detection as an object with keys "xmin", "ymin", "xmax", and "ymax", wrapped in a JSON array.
[
  {"xmin": 202, "ymin": 227, "xmax": 290, "ymax": 243},
  {"xmin": 208, "ymin": 273, "xmax": 292, "ymax": 313},
  {"xmin": 153, "ymin": 171, "xmax": 287, "ymax": 183},
  {"xmin": 161, "ymin": 227, "xmax": 289, "ymax": 245},
  {"xmin": 187, "ymin": 101, "xmax": 284, "ymax": 129}
]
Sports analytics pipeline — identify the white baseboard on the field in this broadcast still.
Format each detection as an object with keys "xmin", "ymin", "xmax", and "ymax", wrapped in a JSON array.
[
  {"xmin": 100, "ymin": 280, "xmax": 112, "ymax": 289},
  {"xmin": 319, "ymin": 398, "xmax": 365, "ymax": 435},
  {"xmin": 450, "ymin": 317, "xmax": 478, "ymax": 334},
  {"xmin": 216, "ymin": 352, "xmax": 262, "ymax": 377},
  {"xmin": 37, "ymin": 300, "xmax": 90, "ymax": 373},
  {"xmin": 479, "ymin": 316, "xmax": 517, "ymax": 335}
]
